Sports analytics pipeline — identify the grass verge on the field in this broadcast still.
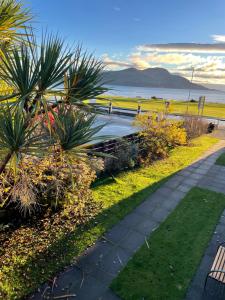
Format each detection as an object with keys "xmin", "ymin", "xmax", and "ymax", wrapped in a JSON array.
[
  {"xmin": 97, "ymin": 95, "xmax": 225, "ymax": 119},
  {"xmin": 216, "ymin": 152, "xmax": 225, "ymax": 166},
  {"xmin": 0, "ymin": 136, "xmax": 218, "ymax": 299},
  {"xmin": 111, "ymin": 187, "xmax": 225, "ymax": 300}
]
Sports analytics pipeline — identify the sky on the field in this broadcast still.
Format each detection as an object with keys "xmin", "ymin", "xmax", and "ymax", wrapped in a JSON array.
[{"xmin": 29, "ymin": 0, "xmax": 225, "ymax": 85}]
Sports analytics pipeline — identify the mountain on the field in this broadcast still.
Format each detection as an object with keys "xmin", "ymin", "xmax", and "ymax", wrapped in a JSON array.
[{"xmin": 102, "ymin": 67, "xmax": 208, "ymax": 90}]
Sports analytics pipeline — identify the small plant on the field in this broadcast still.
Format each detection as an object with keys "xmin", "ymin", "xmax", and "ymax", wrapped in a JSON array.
[
  {"xmin": 135, "ymin": 113, "xmax": 187, "ymax": 163},
  {"xmin": 183, "ymin": 115, "xmax": 209, "ymax": 139}
]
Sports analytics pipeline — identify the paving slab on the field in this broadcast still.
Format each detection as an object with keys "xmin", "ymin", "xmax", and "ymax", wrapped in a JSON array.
[
  {"xmin": 118, "ymin": 211, "xmax": 144, "ymax": 229},
  {"xmin": 135, "ymin": 217, "xmax": 158, "ymax": 235},
  {"xmin": 118, "ymin": 230, "xmax": 145, "ymax": 253},
  {"xmin": 177, "ymin": 183, "xmax": 193, "ymax": 193},
  {"xmin": 96, "ymin": 246, "xmax": 131, "ymax": 275},
  {"xmin": 103, "ymin": 223, "xmax": 131, "ymax": 245}
]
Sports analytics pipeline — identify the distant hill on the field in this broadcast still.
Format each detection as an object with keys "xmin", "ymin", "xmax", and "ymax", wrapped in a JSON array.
[{"xmin": 102, "ymin": 67, "xmax": 209, "ymax": 90}]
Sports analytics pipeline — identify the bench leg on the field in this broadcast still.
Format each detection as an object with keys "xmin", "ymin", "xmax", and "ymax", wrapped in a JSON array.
[{"xmin": 204, "ymin": 275, "xmax": 209, "ymax": 291}]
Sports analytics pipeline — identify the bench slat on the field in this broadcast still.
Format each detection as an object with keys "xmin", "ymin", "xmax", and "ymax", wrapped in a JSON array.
[{"xmin": 209, "ymin": 246, "xmax": 225, "ymax": 283}]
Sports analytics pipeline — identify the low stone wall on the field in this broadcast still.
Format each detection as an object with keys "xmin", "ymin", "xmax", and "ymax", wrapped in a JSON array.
[
  {"xmin": 88, "ymin": 132, "xmax": 140, "ymax": 154},
  {"xmin": 87, "ymin": 132, "xmax": 142, "ymax": 175}
]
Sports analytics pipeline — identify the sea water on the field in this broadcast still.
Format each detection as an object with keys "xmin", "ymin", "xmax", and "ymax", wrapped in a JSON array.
[{"xmin": 105, "ymin": 85, "xmax": 225, "ymax": 103}]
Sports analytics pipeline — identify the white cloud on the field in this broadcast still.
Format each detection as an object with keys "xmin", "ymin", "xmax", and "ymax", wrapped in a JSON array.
[
  {"xmin": 145, "ymin": 52, "xmax": 205, "ymax": 65},
  {"xmin": 176, "ymin": 69, "xmax": 225, "ymax": 84},
  {"xmin": 129, "ymin": 53, "xmax": 151, "ymax": 69},
  {"xmin": 133, "ymin": 17, "xmax": 141, "ymax": 22},
  {"xmin": 136, "ymin": 43, "xmax": 225, "ymax": 53},
  {"xmin": 102, "ymin": 54, "xmax": 132, "ymax": 70},
  {"xmin": 212, "ymin": 35, "xmax": 225, "ymax": 43}
]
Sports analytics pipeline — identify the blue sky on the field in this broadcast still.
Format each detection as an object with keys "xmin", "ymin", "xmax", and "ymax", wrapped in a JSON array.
[{"xmin": 29, "ymin": 0, "xmax": 225, "ymax": 84}]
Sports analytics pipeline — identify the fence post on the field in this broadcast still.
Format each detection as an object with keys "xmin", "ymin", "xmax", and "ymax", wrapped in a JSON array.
[
  {"xmin": 108, "ymin": 101, "xmax": 112, "ymax": 114},
  {"xmin": 137, "ymin": 104, "xmax": 141, "ymax": 114},
  {"xmin": 165, "ymin": 101, "xmax": 170, "ymax": 115}
]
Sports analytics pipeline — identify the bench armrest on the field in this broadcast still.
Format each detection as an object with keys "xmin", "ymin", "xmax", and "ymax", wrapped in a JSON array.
[{"xmin": 208, "ymin": 270, "xmax": 225, "ymax": 276}]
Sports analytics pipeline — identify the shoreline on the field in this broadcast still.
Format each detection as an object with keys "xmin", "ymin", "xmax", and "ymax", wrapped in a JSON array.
[
  {"xmin": 99, "ymin": 94, "xmax": 225, "ymax": 106},
  {"xmin": 103, "ymin": 84, "xmax": 225, "ymax": 104}
]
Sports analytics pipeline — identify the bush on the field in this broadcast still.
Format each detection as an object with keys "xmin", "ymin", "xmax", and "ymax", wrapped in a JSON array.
[
  {"xmin": 135, "ymin": 113, "xmax": 187, "ymax": 164},
  {"xmin": 0, "ymin": 188, "xmax": 102, "ymax": 300},
  {"xmin": 103, "ymin": 139, "xmax": 139, "ymax": 174},
  {"xmin": 0, "ymin": 155, "xmax": 103, "ymax": 217},
  {"xmin": 183, "ymin": 116, "xmax": 209, "ymax": 139}
]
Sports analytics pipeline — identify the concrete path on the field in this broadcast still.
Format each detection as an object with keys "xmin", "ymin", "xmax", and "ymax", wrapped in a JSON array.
[{"xmin": 31, "ymin": 140, "xmax": 225, "ymax": 300}]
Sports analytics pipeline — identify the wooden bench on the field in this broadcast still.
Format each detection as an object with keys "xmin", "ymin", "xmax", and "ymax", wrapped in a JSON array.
[{"xmin": 204, "ymin": 242, "xmax": 225, "ymax": 293}]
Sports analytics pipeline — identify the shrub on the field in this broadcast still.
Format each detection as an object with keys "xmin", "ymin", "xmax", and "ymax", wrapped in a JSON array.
[
  {"xmin": 0, "ymin": 187, "xmax": 102, "ymax": 300},
  {"xmin": 0, "ymin": 155, "xmax": 103, "ymax": 217},
  {"xmin": 183, "ymin": 116, "xmax": 209, "ymax": 139},
  {"xmin": 135, "ymin": 113, "xmax": 187, "ymax": 163},
  {"xmin": 103, "ymin": 139, "xmax": 139, "ymax": 174}
]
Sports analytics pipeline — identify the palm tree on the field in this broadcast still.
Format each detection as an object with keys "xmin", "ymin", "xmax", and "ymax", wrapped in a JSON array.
[
  {"xmin": 0, "ymin": 1, "xmax": 108, "ymax": 215},
  {"xmin": 0, "ymin": 34, "xmax": 108, "ymax": 175}
]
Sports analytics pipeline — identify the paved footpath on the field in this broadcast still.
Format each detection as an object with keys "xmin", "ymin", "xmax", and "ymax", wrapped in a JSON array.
[{"xmin": 31, "ymin": 140, "xmax": 225, "ymax": 300}]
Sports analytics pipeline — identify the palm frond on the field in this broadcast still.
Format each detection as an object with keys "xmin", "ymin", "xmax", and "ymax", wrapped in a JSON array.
[
  {"xmin": 0, "ymin": 43, "xmax": 40, "ymax": 102},
  {"xmin": 0, "ymin": 33, "xmax": 74, "ymax": 110},
  {"xmin": 50, "ymin": 104, "xmax": 107, "ymax": 153},
  {"xmin": 63, "ymin": 47, "xmax": 108, "ymax": 105},
  {"xmin": 37, "ymin": 34, "xmax": 73, "ymax": 93},
  {"xmin": 0, "ymin": 104, "xmax": 50, "ymax": 158},
  {"xmin": 0, "ymin": 0, "xmax": 32, "ymax": 45}
]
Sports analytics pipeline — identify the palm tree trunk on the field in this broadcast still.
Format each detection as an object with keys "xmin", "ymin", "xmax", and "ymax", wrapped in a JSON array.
[{"xmin": 0, "ymin": 152, "xmax": 12, "ymax": 175}]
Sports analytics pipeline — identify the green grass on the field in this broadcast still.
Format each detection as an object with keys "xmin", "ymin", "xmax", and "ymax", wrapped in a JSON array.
[
  {"xmin": 216, "ymin": 152, "xmax": 225, "ymax": 166},
  {"xmin": 0, "ymin": 136, "xmax": 218, "ymax": 299},
  {"xmin": 97, "ymin": 95, "xmax": 225, "ymax": 119},
  {"xmin": 111, "ymin": 187, "xmax": 225, "ymax": 300},
  {"xmin": 93, "ymin": 136, "xmax": 218, "ymax": 221}
]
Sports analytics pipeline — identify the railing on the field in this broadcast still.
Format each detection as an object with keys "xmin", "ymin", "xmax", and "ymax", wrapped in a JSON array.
[{"xmin": 87, "ymin": 132, "xmax": 141, "ymax": 154}]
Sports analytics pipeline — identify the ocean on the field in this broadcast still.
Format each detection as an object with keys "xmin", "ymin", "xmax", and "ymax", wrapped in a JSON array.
[{"xmin": 105, "ymin": 85, "xmax": 225, "ymax": 104}]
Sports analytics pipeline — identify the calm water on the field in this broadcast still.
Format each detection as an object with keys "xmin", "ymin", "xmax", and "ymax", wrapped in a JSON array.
[{"xmin": 105, "ymin": 85, "xmax": 225, "ymax": 104}]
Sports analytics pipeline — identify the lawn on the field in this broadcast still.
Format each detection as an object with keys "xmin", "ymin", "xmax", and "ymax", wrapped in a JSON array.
[
  {"xmin": 96, "ymin": 95, "xmax": 225, "ymax": 119},
  {"xmin": 216, "ymin": 152, "xmax": 225, "ymax": 166},
  {"xmin": 0, "ymin": 136, "xmax": 218, "ymax": 299},
  {"xmin": 111, "ymin": 187, "xmax": 225, "ymax": 300}
]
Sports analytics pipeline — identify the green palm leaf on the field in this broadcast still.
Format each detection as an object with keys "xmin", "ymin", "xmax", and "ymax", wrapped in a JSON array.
[
  {"xmin": 50, "ymin": 104, "xmax": 109, "ymax": 153},
  {"xmin": 0, "ymin": 33, "xmax": 74, "ymax": 111},
  {"xmin": 0, "ymin": 104, "xmax": 50, "ymax": 158},
  {"xmin": 63, "ymin": 47, "xmax": 108, "ymax": 105},
  {"xmin": 0, "ymin": 0, "xmax": 32, "ymax": 45}
]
